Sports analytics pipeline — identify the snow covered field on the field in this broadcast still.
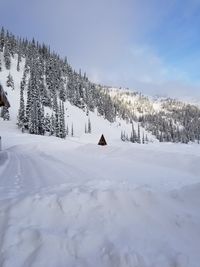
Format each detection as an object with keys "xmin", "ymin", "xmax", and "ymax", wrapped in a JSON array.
[{"xmin": 0, "ymin": 119, "xmax": 200, "ymax": 267}]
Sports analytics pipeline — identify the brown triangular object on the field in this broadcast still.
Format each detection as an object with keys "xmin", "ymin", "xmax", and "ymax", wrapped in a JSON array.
[{"xmin": 98, "ymin": 134, "xmax": 107, "ymax": 146}]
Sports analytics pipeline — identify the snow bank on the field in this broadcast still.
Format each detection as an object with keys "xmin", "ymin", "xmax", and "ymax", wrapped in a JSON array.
[
  {"xmin": 0, "ymin": 124, "xmax": 200, "ymax": 266},
  {"xmin": 0, "ymin": 178, "xmax": 200, "ymax": 267}
]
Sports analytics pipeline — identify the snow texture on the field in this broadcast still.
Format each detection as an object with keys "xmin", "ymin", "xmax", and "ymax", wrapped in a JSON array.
[{"xmin": 0, "ymin": 123, "xmax": 200, "ymax": 267}]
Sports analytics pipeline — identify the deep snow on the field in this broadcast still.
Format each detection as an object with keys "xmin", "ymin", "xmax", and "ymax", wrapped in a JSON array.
[{"xmin": 0, "ymin": 119, "xmax": 200, "ymax": 267}]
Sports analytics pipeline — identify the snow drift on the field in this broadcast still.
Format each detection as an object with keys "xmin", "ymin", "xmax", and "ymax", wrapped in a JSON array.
[{"xmin": 0, "ymin": 124, "xmax": 200, "ymax": 266}]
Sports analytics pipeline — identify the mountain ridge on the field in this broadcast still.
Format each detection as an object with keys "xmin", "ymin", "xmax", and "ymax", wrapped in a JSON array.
[{"xmin": 0, "ymin": 26, "xmax": 200, "ymax": 144}]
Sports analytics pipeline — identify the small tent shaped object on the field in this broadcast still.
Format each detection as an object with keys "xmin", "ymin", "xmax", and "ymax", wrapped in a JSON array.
[{"xmin": 98, "ymin": 134, "xmax": 107, "ymax": 146}]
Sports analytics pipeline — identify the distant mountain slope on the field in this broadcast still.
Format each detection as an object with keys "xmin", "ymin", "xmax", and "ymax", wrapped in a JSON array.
[
  {"xmin": 105, "ymin": 87, "xmax": 200, "ymax": 143},
  {"xmin": 0, "ymin": 39, "xmax": 152, "ymax": 145},
  {"xmin": 0, "ymin": 27, "xmax": 200, "ymax": 144}
]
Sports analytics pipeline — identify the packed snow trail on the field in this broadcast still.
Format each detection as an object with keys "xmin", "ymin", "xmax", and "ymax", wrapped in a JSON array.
[
  {"xmin": 0, "ymin": 132, "xmax": 200, "ymax": 266},
  {"xmin": 1, "ymin": 140, "xmax": 200, "ymax": 196}
]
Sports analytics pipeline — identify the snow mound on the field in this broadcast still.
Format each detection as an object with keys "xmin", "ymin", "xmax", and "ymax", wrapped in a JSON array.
[
  {"xmin": 0, "ymin": 126, "xmax": 200, "ymax": 266},
  {"xmin": 1, "ymin": 180, "xmax": 200, "ymax": 267}
]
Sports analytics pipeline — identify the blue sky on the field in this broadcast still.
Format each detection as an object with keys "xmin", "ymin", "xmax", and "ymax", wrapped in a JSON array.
[{"xmin": 1, "ymin": 0, "xmax": 200, "ymax": 98}]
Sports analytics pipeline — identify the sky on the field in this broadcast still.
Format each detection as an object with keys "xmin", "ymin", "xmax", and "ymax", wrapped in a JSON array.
[{"xmin": 1, "ymin": 0, "xmax": 200, "ymax": 99}]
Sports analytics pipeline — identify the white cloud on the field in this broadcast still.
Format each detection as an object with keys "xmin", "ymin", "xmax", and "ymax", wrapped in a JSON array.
[{"xmin": 3, "ymin": 0, "xmax": 200, "ymax": 98}]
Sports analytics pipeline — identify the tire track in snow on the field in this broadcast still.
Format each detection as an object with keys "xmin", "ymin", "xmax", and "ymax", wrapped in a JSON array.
[
  {"xmin": 0, "ymin": 150, "xmax": 24, "ymax": 199},
  {"xmin": 0, "ymin": 147, "xmax": 91, "ymax": 197}
]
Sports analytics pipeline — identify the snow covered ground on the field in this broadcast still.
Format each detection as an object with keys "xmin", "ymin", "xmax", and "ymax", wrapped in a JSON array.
[{"xmin": 0, "ymin": 119, "xmax": 200, "ymax": 267}]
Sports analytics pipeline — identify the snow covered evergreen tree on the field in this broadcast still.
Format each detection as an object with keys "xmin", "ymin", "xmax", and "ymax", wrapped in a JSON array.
[
  {"xmin": 1, "ymin": 106, "xmax": 10, "ymax": 120},
  {"xmin": 88, "ymin": 118, "xmax": 91, "ymax": 133},
  {"xmin": 130, "ymin": 123, "xmax": 137, "ymax": 143},
  {"xmin": 44, "ymin": 113, "xmax": 51, "ymax": 134},
  {"xmin": 71, "ymin": 123, "xmax": 74, "ymax": 137},
  {"xmin": 137, "ymin": 124, "xmax": 141, "ymax": 144},
  {"xmin": 4, "ymin": 43, "xmax": 11, "ymax": 70},
  {"xmin": 50, "ymin": 113, "xmax": 55, "ymax": 135},
  {"xmin": 6, "ymin": 73, "xmax": 14, "ymax": 90},
  {"xmin": 66, "ymin": 124, "xmax": 69, "ymax": 136},
  {"xmin": 142, "ymin": 133, "xmax": 145, "ymax": 144},
  {"xmin": 121, "ymin": 131, "xmax": 126, "ymax": 142},
  {"xmin": 0, "ymin": 27, "xmax": 5, "ymax": 52},
  {"xmin": 18, "ymin": 81, "xmax": 25, "ymax": 128},
  {"xmin": 59, "ymin": 101, "xmax": 66, "ymax": 138}
]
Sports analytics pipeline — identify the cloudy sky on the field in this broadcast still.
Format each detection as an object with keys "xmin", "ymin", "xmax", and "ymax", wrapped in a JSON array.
[{"xmin": 1, "ymin": 0, "xmax": 200, "ymax": 98}]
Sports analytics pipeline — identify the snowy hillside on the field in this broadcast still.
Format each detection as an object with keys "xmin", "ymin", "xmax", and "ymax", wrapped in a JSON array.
[
  {"xmin": 105, "ymin": 86, "xmax": 200, "ymax": 144},
  {"xmin": 1, "ymin": 28, "xmax": 200, "ymax": 144},
  {"xmin": 0, "ymin": 49, "xmax": 153, "ymax": 145}
]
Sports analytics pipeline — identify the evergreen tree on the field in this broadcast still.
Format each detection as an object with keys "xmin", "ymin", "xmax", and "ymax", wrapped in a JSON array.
[
  {"xmin": 137, "ymin": 124, "xmax": 141, "ymax": 143},
  {"xmin": 130, "ymin": 123, "xmax": 137, "ymax": 143},
  {"xmin": 1, "ymin": 106, "xmax": 10, "ymax": 120},
  {"xmin": 4, "ymin": 43, "xmax": 11, "ymax": 70},
  {"xmin": 66, "ymin": 124, "xmax": 69, "ymax": 136},
  {"xmin": 6, "ymin": 73, "xmax": 14, "ymax": 90},
  {"xmin": 18, "ymin": 81, "xmax": 25, "ymax": 128},
  {"xmin": 197, "ymin": 134, "xmax": 200, "ymax": 144},
  {"xmin": 29, "ymin": 101, "xmax": 38, "ymax": 134},
  {"xmin": 21, "ymin": 69, "xmax": 27, "ymax": 90},
  {"xmin": 59, "ymin": 78, "xmax": 66, "ymax": 101},
  {"xmin": 0, "ymin": 27, "xmax": 5, "ymax": 52},
  {"xmin": 27, "ymin": 67, "xmax": 45, "ymax": 135},
  {"xmin": 55, "ymin": 104, "xmax": 60, "ymax": 137},
  {"xmin": 59, "ymin": 101, "xmax": 66, "ymax": 138},
  {"xmin": 142, "ymin": 133, "xmax": 145, "ymax": 144},
  {"xmin": 17, "ymin": 53, "xmax": 21, "ymax": 71},
  {"xmin": 44, "ymin": 113, "xmax": 51, "ymax": 134},
  {"xmin": 54, "ymin": 98, "xmax": 60, "ymax": 137},
  {"xmin": 88, "ymin": 118, "xmax": 91, "ymax": 133},
  {"xmin": 71, "ymin": 123, "xmax": 74, "ymax": 137},
  {"xmin": 121, "ymin": 131, "xmax": 126, "ymax": 142},
  {"xmin": 38, "ymin": 102, "xmax": 45, "ymax": 135},
  {"xmin": 50, "ymin": 113, "xmax": 55, "ymax": 135},
  {"xmin": 25, "ymin": 79, "xmax": 32, "ymax": 128}
]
